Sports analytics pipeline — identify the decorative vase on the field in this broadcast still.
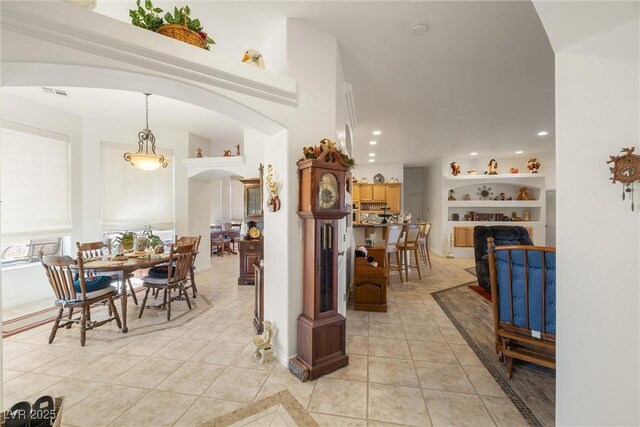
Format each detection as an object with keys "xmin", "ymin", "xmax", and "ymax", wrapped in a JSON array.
[{"xmin": 134, "ymin": 235, "xmax": 149, "ymax": 252}]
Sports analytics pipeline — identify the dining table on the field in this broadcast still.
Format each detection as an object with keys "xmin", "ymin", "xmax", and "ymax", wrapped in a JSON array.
[{"xmin": 80, "ymin": 253, "xmax": 170, "ymax": 333}]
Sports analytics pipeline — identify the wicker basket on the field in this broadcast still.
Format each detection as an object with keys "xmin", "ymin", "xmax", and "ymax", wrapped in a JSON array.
[{"xmin": 156, "ymin": 24, "xmax": 206, "ymax": 49}]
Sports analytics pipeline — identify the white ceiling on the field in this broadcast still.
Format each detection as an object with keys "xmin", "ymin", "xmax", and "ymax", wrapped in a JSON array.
[{"xmin": 8, "ymin": 1, "xmax": 556, "ymax": 166}]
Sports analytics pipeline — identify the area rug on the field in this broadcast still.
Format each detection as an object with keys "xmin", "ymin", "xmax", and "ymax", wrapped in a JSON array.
[
  {"xmin": 200, "ymin": 390, "xmax": 319, "ymax": 427},
  {"xmin": 433, "ymin": 283, "xmax": 555, "ymax": 427},
  {"xmin": 464, "ymin": 266, "xmax": 493, "ymax": 302}
]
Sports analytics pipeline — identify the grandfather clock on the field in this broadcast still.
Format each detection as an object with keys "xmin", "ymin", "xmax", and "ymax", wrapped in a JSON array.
[{"xmin": 290, "ymin": 140, "xmax": 352, "ymax": 381}]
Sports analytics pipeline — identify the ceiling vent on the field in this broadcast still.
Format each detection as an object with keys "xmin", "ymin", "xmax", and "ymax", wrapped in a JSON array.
[
  {"xmin": 41, "ymin": 87, "xmax": 68, "ymax": 96},
  {"xmin": 409, "ymin": 23, "xmax": 428, "ymax": 36}
]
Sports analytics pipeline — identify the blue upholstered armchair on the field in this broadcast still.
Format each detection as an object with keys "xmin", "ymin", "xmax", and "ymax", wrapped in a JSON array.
[
  {"xmin": 487, "ymin": 238, "xmax": 556, "ymax": 378},
  {"xmin": 473, "ymin": 226, "xmax": 533, "ymax": 290}
]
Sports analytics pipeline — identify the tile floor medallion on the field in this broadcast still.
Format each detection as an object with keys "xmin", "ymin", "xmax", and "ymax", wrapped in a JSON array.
[{"xmin": 2, "ymin": 254, "xmax": 535, "ymax": 426}]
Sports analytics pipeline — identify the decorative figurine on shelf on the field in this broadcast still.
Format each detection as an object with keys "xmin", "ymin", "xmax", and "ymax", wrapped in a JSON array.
[
  {"xmin": 361, "ymin": 177, "xmax": 368, "ymax": 184},
  {"xmin": 499, "ymin": 192, "xmax": 506, "ymax": 201},
  {"xmin": 242, "ymin": 49, "xmax": 265, "ymax": 69},
  {"xmin": 517, "ymin": 187, "xmax": 530, "ymax": 200},
  {"xmin": 236, "ymin": 144, "xmax": 241, "ymax": 156},
  {"xmin": 527, "ymin": 158, "xmax": 541, "ymax": 173},
  {"xmin": 509, "ymin": 167, "xmax": 519, "ymax": 174},
  {"xmin": 464, "ymin": 193, "xmax": 471, "ymax": 200},
  {"xmin": 448, "ymin": 189, "xmax": 456, "ymax": 201},
  {"xmin": 450, "ymin": 162, "xmax": 461, "ymax": 176},
  {"xmin": 523, "ymin": 210, "xmax": 531, "ymax": 221},
  {"xmin": 468, "ymin": 168, "xmax": 478, "ymax": 175},
  {"xmin": 487, "ymin": 159, "xmax": 498, "ymax": 175},
  {"xmin": 223, "ymin": 149, "xmax": 232, "ymax": 157},
  {"xmin": 196, "ymin": 148, "xmax": 203, "ymax": 158},
  {"xmin": 452, "ymin": 213, "xmax": 460, "ymax": 221},
  {"xmin": 252, "ymin": 320, "xmax": 274, "ymax": 364},
  {"xmin": 511, "ymin": 211, "xmax": 523, "ymax": 221},
  {"xmin": 389, "ymin": 177, "xmax": 399, "ymax": 183}
]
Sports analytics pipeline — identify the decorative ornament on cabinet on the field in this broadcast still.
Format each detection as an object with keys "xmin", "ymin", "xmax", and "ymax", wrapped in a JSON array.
[
  {"xmin": 196, "ymin": 148, "xmax": 203, "ymax": 158},
  {"xmin": 242, "ymin": 49, "xmax": 265, "ymax": 69},
  {"xmin": 464, "ymin": 193, "xmax": 471, "ymax": 200},
  {"xmin": 607, "ymin": 147, "xmax": 640, "ymax": 211},
  {"xmin": 527, "ymin": 158, "xmax": 541, "ymax": 173},
  {"xmin": 509, "ymin": 167, "xmax": 519, "ymax": 174},
  {"xmin": 468, "ymin": 169, "xmax": 478, "ymax": 175},
  {"xmin": 450, "ymin": 162, "xmax": 461, "ymax": 176},
  {"xmin": 448, "ymin": 189, "xmax": 456, "ymax": 201},
  {"xmin": 517, "ymin": 187, "xmax": 530, "ymax": 201},
  {"xmin": 487, "ymin": 159, "xmax": 498, "ymax": 175}
]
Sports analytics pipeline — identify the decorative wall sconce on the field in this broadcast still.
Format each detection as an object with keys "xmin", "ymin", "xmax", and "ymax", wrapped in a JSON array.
[
  {"xmin": 265, "ymin": 164, "xmax": 281, "ymax": 212},
  {"xmin": 607, "ymin": 147, "xmax": 640, "ymax": 211}
]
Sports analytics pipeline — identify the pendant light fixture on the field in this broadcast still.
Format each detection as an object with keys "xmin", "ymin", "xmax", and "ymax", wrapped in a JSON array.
[{"xmin": 124, "ymin": 93, "xmax": 168, "ymax": 171}]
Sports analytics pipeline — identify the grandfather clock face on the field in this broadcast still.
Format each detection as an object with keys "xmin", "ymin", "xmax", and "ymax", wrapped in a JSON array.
[{"xmin": 318, "ymin": 173, "xmax": 339, "ymax": 210}]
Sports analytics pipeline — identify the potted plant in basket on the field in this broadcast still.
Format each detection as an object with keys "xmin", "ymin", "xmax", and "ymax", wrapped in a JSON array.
[
  {"xmin": 130, "ymin": 0, "xmax": 215, "ymax": 50},
  {"xmin": 115, "ymin": 231, "xmax": 135, "ymax": 251}
]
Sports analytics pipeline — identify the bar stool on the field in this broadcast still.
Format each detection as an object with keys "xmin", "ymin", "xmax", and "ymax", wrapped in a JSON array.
[
  {"xmin": 417, "ymin": 222, "xmax": 432, "ymax": 269},
  {"xmin": 384, "ymin": 224, "xmax": 404, "ymax": 283},
  {"xmin": 399, "ymin": 224, "xmax": 422, "ymax": 281}
]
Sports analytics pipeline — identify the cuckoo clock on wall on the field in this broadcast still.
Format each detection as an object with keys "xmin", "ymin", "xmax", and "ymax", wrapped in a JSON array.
[
  {"xmin": 607, "ymin": 147, "xmax": 640, "ymax": 211},
  {"xmin": 289, "ymin": 139, "xmax": 354, "ymax": 382}
]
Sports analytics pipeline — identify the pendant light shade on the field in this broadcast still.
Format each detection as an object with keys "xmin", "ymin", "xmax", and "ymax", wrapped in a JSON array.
[{"xmin": 124, "ymin": 94, "xmax": 168, "ymax": 171}]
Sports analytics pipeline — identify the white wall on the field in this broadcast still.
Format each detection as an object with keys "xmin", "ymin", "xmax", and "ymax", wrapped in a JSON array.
[
  {"xmin": 531, "ymin": 3, "xmax": 640, "ymax": 423},
  {"xmin": 553, "ymin": 24, "xmax": 639, "ymax": 426},
  {"xmin": 424, "ymin": 159, "xmax": 444, "ymax": 255}
]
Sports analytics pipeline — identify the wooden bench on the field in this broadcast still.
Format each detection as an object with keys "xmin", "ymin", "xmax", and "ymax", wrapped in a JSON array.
[{"xmin": 353, "ymin": 257, "xmax": 388, "ymax": 312}]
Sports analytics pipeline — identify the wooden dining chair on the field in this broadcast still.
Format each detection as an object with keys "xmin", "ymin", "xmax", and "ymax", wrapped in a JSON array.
[
  {"xmin": 176, "ymin": 235, "xmax": 201, "ymax": 298},
  {"xmin": 40, "ymin": 252, "xmax": 121, "ymax": 346},
  {"xmin": 138, "ymin": 243, "xmax": 194, "ymax": 321},
  {"xmin": 384, "ymin": 224, "xmax": 404, "ymax": 283},
  {"xmin": 399, "ymin": 224, "xmax": 422, "ymax": 281},
  {"xmin": 417, "ymin": 223, "xmax": 432, "ymax": 269},
  {"xmin": 77, "ymin": 240, "xmax": 138, "ymax": 305}
]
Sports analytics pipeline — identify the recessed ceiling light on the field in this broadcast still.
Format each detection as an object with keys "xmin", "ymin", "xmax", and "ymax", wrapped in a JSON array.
[
  {"xmin": 372, "ymin": 130, "xmax": 382, "ymax": 136},
  {"xmin": 409, "ymin": 23, "xmax": 428, "ymax": 36},
  {"xmin": 369, "ymin": 141, "xmax": 377, "ymax": 145},
  {"xmin": 368, "ymin": 159, "xmax": 375, "ymax": 163},
  {"xmin": 537, "ymin": 131, "xmax": 548, "ymax": 136},
  {"xmin": 515, "ymin": 150, "xmax": 523, "ymax": 154},
  {"xmin": 369, "ymin": 153, "xmax": 376, "ymax": 157},
  {"xmin": 470, "ymin": 152, "xmax": 478, "ymax": 156}
]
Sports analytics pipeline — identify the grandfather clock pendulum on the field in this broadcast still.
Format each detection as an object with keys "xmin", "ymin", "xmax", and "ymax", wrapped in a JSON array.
[{"xmin": 289, "ymin": 140, "xmax": 353, "ymax": 381}]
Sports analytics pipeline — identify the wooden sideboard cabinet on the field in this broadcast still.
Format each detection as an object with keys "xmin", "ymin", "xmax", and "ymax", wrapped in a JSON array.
[
  {"xmin": 238, "ymin": 239, "xmax": 263, "ymax": 285},
  {"xmin": 253, "ymin": 263, "xmax": 264, "ymax": 333}
]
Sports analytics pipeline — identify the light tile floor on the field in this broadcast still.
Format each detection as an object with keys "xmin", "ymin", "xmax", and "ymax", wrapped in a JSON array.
[{"xmin": 2, "ymin": 253, "xmax": 528, "ymax": 426}]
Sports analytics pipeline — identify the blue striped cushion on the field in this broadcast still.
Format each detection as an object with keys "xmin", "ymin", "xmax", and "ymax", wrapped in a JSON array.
[{"xmin": 496, "ymin": 250, "xmax": 555, "ymax": 335}]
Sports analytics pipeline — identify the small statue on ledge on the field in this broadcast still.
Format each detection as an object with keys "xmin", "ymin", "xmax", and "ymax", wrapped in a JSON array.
[
  {"xmin": 487, "ymin": 159, "xmax": 498, "ymax": 175},
  {"xmin": 196, "ymin": 148, "xmax": 203, "ymax": 158},
  {"xmin": 223, "ymin": 149, "xmax": 232, "ymax": 157},
  {"xmin": 252, "ymin": 320, "xmax": 274, "ymax": 364},
  {"xmin": 450, "ymin": 161, "xmax": 461, "ymax": 176},
  {"xmin": 236, "ymin": 144, "xmax": 241, "ymax": 156}
]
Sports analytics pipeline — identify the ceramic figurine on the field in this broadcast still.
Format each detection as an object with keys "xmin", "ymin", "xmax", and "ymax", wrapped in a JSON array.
[
  {"xmin": 464, "ymin": 193, "xmax": 471, "ymax": 200},
  {"xmin": 236, "ymin": 144, "xmax": 241, "ymax": 156},
  {"xmin": 450, "ymin": 162, "xmax": 461, "ymax": 176},
  {"xmin": 468, "ymin": 169, "xmax": 478, "ymax": 175},
  {"xmin": 523, "ymin": 210, "xmax": 531, "ymax": 221},
  {"xmin": 196, "ymin": 148, "xmax": 203, "ymax": 158},
  {"xmin": 487, "ymin": 159, "xmax": 498, "ymax": 175},
  {"xmin": 517, "ymin": 187, "xmax": 530, "ymax": 200},
  {"xmin": 448, "ymin": 189, "xmax": 456, "ymax": 201},
  {"xmin": 511, "ymin": 211, "xmax": 523, "ymax": 221},
  {"xmin": 223, "ymin": 149, "xmax": 232, "ymax": 157},
  {"xmin": 509, "ymin": 167, "xmax": 519, "ymax": 174},
  {"xmin": 252, "ymin": 321, "xmax": 274, "ymax": 364},
  {"xmin": 499, "ymin": 192, "xmax": 506, "ymax": 200},
  {"xmin": 242, "ymin": 49, "xmax": 265, "ymax": 69},
  {"xmin": 361, "ymin": 177, "xmax": 368, "ymax": 184},
  {"xmin": 527, "ymin": 158, "xmax": 541, "ymax": 173}
]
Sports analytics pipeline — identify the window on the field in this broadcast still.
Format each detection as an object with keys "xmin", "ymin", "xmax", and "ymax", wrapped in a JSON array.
[
  {"xmin": 101, "ymin": 141, "xmax": 174, "ymax": 232},
  {"xmin": 1, "ymin": 122, "xmax": 70, "ymax": 266}
]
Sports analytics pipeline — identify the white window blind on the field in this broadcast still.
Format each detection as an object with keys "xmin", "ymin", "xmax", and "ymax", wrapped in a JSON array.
[
  {"xmin": 0, "ymin": 123, "xmax": 71, "ymax": 238},
  {"xmin": 101, "ymin": 141, "xmax": 174, "ymax": 230}
]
